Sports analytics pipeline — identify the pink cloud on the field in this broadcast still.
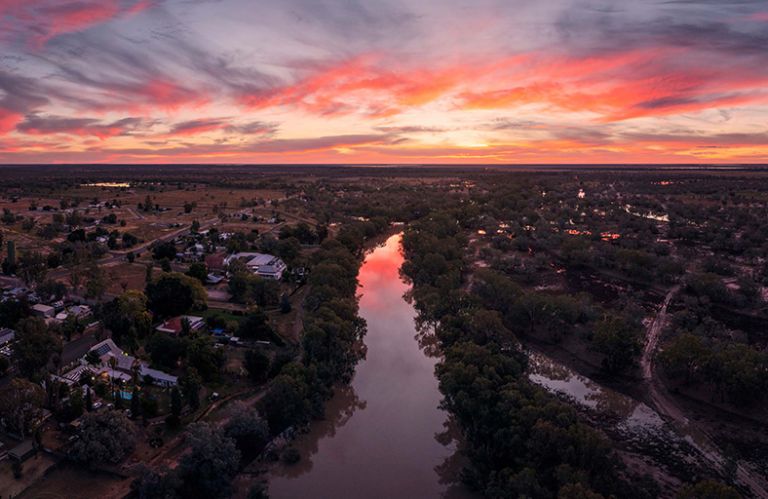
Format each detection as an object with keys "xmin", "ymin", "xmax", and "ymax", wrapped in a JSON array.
[{"xmin": 0, "ymin": 0, "xmax": 154, "ymax": 47}]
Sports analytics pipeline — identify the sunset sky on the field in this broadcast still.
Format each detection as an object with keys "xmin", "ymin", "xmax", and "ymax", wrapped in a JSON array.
[{"xmin": 1, "ymin": 0, "xmax": 767, "ymax": 164}]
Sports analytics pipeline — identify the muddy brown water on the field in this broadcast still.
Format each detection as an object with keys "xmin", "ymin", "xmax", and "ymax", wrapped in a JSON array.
[{"xmin": 268, "ymin": 234, "xmax": 475, "ymax": 499}]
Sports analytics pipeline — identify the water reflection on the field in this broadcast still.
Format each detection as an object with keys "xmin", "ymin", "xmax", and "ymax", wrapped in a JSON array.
[
  {"xmin": 528, "ymin": 351, "xmax": 709, "ymax": 482},
  {"xmin": 270, "ymin": 384, "xmax": 367, "ymax": 479},
  {"xmin": 268, "ymin": 234, "xmax": 475, "ymax": 499}
]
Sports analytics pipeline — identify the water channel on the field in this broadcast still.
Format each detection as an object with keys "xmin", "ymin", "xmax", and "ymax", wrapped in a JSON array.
[
  {"xmin": 268, "ymin": 234, "xmax": 475, "ymax": 499},
  {"xmin": 268, "ymin": 232, "xmax": 765, "ymax": 498}
]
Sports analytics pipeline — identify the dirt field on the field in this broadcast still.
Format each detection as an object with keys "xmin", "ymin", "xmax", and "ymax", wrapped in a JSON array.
[{"xmin": 17, "ymin": 462, "xmax": 128, "ymax": 499}]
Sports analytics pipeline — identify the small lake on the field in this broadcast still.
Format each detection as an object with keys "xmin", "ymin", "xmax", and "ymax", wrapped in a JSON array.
[{"xmin": 268, "ymin": 234, "xmax": 475, "ymax": 499}]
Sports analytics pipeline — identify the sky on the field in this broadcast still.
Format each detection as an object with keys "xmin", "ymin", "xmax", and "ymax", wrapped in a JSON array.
[{"xmin": 1, "ymin": 0, "xmax": 767, "ymax": 164}]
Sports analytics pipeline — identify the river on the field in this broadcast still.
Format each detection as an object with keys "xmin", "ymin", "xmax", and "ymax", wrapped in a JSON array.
[{"xmin": 268, "ymin": 234, "xmax": 475, "ymax": 499}]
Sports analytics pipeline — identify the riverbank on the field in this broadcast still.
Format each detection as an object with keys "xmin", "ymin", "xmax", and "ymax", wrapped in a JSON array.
[{"xmin": 267, "ymin": 234, "xmax": 475, "ymax": 498}]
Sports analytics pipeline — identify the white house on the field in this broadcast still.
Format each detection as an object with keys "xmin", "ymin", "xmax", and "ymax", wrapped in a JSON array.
[{"xmin": 224, "ymin": 252, "xmax": 287, "ymax": 280}]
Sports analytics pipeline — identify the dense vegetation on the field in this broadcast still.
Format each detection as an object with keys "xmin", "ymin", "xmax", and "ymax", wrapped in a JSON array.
[
  {"xmin": 402, "ymin": 212, "xmax": 657, "ymax": 499},
  {"xmin": 258, "ymin": 222, "xmax": 383, "ymax": 434}
]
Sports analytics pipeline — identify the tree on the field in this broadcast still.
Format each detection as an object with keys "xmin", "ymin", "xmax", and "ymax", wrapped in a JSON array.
[
  {"xmin": 677, "ymin": 480, "xmax": 740, "ymax": 499},
  {"xmin": 131, "ymin": 466, "xmax": 181, "ymax": 499},
  {"xmin": 85, "ymin": 261, "xmax": 107, "ymax": 301},
  {"xmin": 228, "ymin": 272, "xmax": 279, "ymax": 306},
  {"xmin": 169, "ymin": 386, "xmax": 183, "ymax": 426},
  {"xmin": 247, "ymin": 483, "xmax": 270, "ymax": 499},
  {"xmin": 660, "ymin": 333, "xmax": 709, "ymax": 383},
  {"xmin": 186, "ymin": 336, "xmax": 224, "ymax": 381},
  {"xmin": 177, "ymin": 423, "xmax": 241, "ymax": 499},
  {"xmin": 238, "ymin": 310, "xmax": 274, "ymax": 341},
  {"xmin": 101, "ymin": 291, "xmax": 152, "ymax": 348},
  {"xmin": 187, "ymin": 262, "xmax": 208, "ymax": 284},
  {"xmin": 131, "ymin": 385, "xmax": 141, "ymax": 419},
  {"xmin": 153, "ymin": 241, "xmax": 177, "ymax": 261},
  {"xmin": 704, "ymin": 344, "xmax": 767, "ymax": 405},
  {"xmin": 259, "ymin": 372, "xmax": 312, "ymax": 433},
  {"xmin": 223, "ymin": 401, "xmax": 269, "ymax": 461},
  {"xmin": 146, "ymin": 332, "xmax": 186, "ymax": 371},
  {"xmin": 0, "ymin": 297, "xmax": 30, "ymax": 328},
  {"xmin": 179, "ymin": 368, "xmax": 202, "ymax": 410},
  {"xmin": 59, "ymin": 385, "xmax": 84, "ymax": 422},
  {"xmin": 146, "ymin": 272, "xmax": 206, "ymax": 318},
  {"xmin": 38, "ymin": 279, "xmax": 68, "ymax": 301},
  {"xmin": 244, "ymin": 349, "xmax": 270, "ymax": 383},
  {"xmin": 17, "ymin": 251, "xmax": 48, "ymax": 286},
  {"xmin": 14, "ymin": 317, "xmax": 61, "ymax": 379},
  {"xmin": 592, "ymin": 314, "xmax": 642, "ymax": 373},
  {"xmin": 70, "ymin": 410, "xmax": 137, "ymax": 466},
  {"xmin": 0, "ymin": 378, "xmax": 45, "ymax": 438}
]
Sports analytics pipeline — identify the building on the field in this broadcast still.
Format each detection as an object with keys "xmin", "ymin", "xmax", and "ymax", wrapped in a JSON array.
[
  {"xmin": 224, "ymin": 252, "xmax": 287, "ymax": 280},
  {"xmin": 82, "ymin": 339, "xmax": 177, "ymax": 387},
  {"xmin": 156, "ymin": 315, "xmax": 205, "ymax": 336},
  {"xmin": 205, "ymin": 253, "xmax": 226, "ymax": 272},
  {"xmin": 31, "ymin": 303, "xmax": 55, "ymax": 318},
  {"xmin": 8, "ymin": 440, "xmax": 35, "ymax": 463},
  {"xmin": 0, "ymin": 327, "xmax": 15, "ymax": 346},
  {"xmin": 55, "ymin": 304, "xmax": 93, "ymax": 322},
  {"xmin": 140, "ymin": 366, "xmax": 178, "ymax": 388}
]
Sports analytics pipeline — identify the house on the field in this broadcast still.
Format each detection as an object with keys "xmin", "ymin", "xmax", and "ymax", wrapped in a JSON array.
[
  {"xmin": 84, "ymin": 339, "xmax": 177, "ymax": 387},
  {"xmin": 140, "ymin": 366, "xmax": 178, "ymax": 388},
  {"xmin": 205, "ymin": 253, "xmax": 226, "ymax": 272},
  {"xmin": 31, "ymin": 303, "xmax": 55, "ymax": 318},
  {"xmin": 69, "ymin": 304, "xmax": 92, "ymax": 319},
  {"xmin": 224, "ymin": 252, "xmax": 287, "ymax": 280},
  {"xmin": 8, "ymin": 440, "xmax": 35, "ymax": 463},
  {"xmin": 56, "ymin": 304, "xmax": 93, "ymax": 322},
  {"xmin": 88, "ymin": 339, "xmax": 137, "ymax": 373},
  {"xmin": 156, "ymin": 315, "xmax": 205, "ymax": 336},
  {"xmin": 0, "ymin": 328, "xmax": 14, "ymax": 346}
]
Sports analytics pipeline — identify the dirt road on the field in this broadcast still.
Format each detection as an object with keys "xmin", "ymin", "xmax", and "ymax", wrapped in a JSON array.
[{"xmin": 642, "ymin": 285, "xmax": 768, "ymax": 497}]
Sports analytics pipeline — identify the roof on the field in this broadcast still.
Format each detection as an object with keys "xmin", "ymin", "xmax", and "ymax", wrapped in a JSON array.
[
  {"xmin": 257, "ymin": 264, "xmax": 282, "ymax": 275},
  {"xmin": 9, "ymin": 440, "xmax": 35, "ymax": 459},
  {"xmin": 32, "ymin": 303, "xmax": 54, "ymax": 312},
  {"xmin": 225, "ymin": 252, "xmax": 284, "ymax": 269},
  {"xmin": 89, "ymin": 339, "xmax": 135, "ymax": 371},
  {"xmin": 61, "ymin": 364, "xmax": 91, "ymax": 384},
  {"xmin": 140, "ymin": 366, "xmax": 177, "ymax": 384},
  {"xmin": 70, "ymin": 305, "xmax": 91, "ymax": 316},
  {"xmin": 0, "ymin": 328, "xmax": 15, "ymax": 345},
  {"xmin": 156, "ymin": 315, "xmax": 204, "ymax": 334}
]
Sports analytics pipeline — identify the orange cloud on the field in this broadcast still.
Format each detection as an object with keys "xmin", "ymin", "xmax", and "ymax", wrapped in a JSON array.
[
  {"xmin": 236, "ymin": 48, "xmax": 767, "ymax": 123},
  {"xmin": 457, "ymin": 48, "xmax": 768, "ymax": 121}
]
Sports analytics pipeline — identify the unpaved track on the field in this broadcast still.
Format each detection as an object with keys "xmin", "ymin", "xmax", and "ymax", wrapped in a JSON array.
[{"xmin": 643, "ymin": 285, "xmax": 768, "ymax": 497}]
